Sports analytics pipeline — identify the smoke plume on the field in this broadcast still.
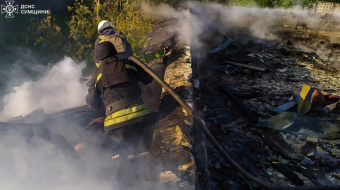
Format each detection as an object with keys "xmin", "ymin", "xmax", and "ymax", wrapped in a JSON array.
[
  {"xmin": 0, "ymin": 55, "xmax": 164, "ymax": 189},
  {"xmin": 142, "ymin": 2, "xmax": 340, "ymax": 64},
  {"xmin": 0, "ymin": 57, "xmax": 88, "ymax": 121}
]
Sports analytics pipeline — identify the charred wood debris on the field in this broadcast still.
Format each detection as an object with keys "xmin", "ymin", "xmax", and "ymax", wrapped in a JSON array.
[
  {"xmin": 192, "ymin": 23, "xmax": 340, "ymax": 189},
  {"xmin": 1, "ymin": 11, "xmax": 339, "ymax": 190},
  {"xmin": 136, "ymin": 11, "xmax": 340, "ymax": 188}
]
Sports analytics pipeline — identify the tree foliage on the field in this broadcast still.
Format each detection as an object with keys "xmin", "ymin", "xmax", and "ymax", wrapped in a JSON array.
[
  {"xmin": 114, "ymin": 1, "xmax": 155, "ymax": 57},
  {"xmin": 254, "ymin": 0, "xmax": 275, "ymax": 7},
  {"xmin": 22, "ymin": 15, "xmax": 66, "ymax": 62},
  {"xmin": 66, "ymin": 0, "xmax": 155, "ymax": 63},
  {"xmin": 67, "ymin": 0, "xmax": 98, "ymax": 61},
  {"xmin": 302, "ymin": 0, "xmax": 317, "ymax": 8},
  {"xmin": 274, "ymin": 0, "xmax": 295, "ymax": 7},
  {"xmin": 18, "ymin": 0, "xmax": 338, "ymax": 65}
]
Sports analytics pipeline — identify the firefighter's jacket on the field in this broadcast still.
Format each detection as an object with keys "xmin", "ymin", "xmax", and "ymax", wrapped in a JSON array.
[
  {"xmin": 94, "ymin": 29, "xmax": 133, "ymax": 67},
  {"xmin": 86, "ymin": 56, "xmax": 153, "ymax": 133}
]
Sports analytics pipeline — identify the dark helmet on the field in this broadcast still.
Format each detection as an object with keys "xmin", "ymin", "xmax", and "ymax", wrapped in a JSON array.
[
  {"xmin": 98, "ymin": 20, "xmax": 114, "ymax": 34},
  {"xmin": 95, "ymin": 41, "xmax": 117, "ymax": 61}
]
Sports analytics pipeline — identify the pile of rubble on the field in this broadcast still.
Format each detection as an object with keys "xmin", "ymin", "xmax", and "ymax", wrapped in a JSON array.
[
  {"xmin": 138, "ymin": 8, "xmax": 340, "ymax": 188},
  {"xmin": 194, "ymin": 36, "xmax": 340, "ymax": 189}
]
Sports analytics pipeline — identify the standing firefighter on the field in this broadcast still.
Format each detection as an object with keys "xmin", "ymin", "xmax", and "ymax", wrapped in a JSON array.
[
  {"xmin": 94, "ymin": 20, "xmax": 133, "ymax": 68},
  {"xmin": 86, "ymin": 41, "xmax": 154, "ymax": 154}
]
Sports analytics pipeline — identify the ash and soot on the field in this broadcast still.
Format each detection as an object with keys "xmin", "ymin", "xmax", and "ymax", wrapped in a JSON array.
[
  {"xmin": 0, "ymin": 1, "xmax": 340, "ymax": 190},
  {"xmin": 143, "ymin": 1, "xmax": 340, "ymax": 189}
]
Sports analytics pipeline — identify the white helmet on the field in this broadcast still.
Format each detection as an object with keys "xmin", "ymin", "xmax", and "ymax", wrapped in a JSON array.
[{"xmin": 98, "ymin": 20, "xmax": 114, "ymax": 34}]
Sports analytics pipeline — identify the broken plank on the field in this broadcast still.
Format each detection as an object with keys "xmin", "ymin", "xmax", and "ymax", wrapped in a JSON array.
[
  {"xmin": 271, "ymin": 162, "xmax": 304, "ymax": 186},
  {"xmin": 210, "ymin": 38, "xmax": 233, "ymax": 54},
  {"xmin": 223, "ymin": 61, "xmax": 266, "ymax": 71},
  {"xmin": 261, "ymin": 129, "xmax": 302, "ymax": 160},
  {"xmin": 272, "ymin": 96, "xmax": 299, "ymax": 114},
  {"xmin": 218, "ymin": 83, "xmax": 258, "ymax": 124}
]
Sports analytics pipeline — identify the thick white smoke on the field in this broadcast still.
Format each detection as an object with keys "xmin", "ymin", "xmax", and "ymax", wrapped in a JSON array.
[
  {"xmin": 142, "ymin": 2, "xmax": 340, "ymax": 64},
  {"xmin": 0, "ymin": 57, "xmax": 88, "ymax": 121},
  {"xmin": 0, "ymin": 55, "xmax": 122, "ymax": 190},
  {"xmin": 142, "ymin": 2, "xmax": 329, "ymax": 42},
  {"xmin": 0, "ymin": 55, "xmax": 164, "ymax": 190},
  {"xmin": 0, "ymin": 125, "xmax": 121, "ymax": 190}
]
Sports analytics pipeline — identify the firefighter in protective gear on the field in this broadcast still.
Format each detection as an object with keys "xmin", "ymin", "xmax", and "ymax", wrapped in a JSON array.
[
  {"xmin": 94, "ymin": 20, "xmax": 133, "ymax": 68},
  {"xmin": 86, "ymin": 41, "xmax": 153, "ymax": 152}
]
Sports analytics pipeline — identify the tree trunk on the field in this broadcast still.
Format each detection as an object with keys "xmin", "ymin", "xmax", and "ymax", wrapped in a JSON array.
[{"xmin": 96, "ymin": 0, "xmax": 100, "ymax": 20}]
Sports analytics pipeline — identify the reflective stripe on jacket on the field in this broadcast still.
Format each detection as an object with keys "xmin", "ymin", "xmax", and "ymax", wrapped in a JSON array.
[{"xmin": 104, "ymin": 104, "xmax": 150, "ymax": 127}]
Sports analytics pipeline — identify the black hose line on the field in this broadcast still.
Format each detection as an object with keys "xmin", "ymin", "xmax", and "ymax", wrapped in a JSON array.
[{"xmin": 129, "ymin": 56, "xmax": 340, "ymax": 190}]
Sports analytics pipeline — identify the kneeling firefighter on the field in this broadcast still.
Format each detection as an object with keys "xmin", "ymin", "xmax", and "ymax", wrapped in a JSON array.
[{"xmin": 86, "ymin": 41, "xmax": 154, "ymax": 154}]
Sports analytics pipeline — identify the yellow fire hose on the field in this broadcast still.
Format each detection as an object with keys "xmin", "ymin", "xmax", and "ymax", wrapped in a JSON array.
[{"xmin": 129, "ymin": 56, "xmax": 340, "ymax": 190}]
